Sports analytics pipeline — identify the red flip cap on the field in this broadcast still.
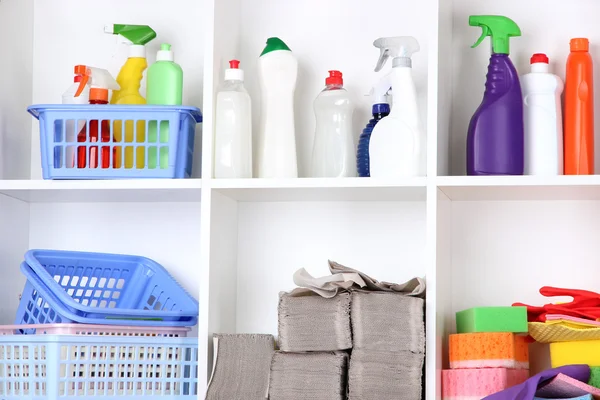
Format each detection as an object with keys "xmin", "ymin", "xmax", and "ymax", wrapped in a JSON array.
[
  {"xmin": 326, "ymin": 70, "xmax": 343, "ymax": 85},
  {"xmin": 530, "ymin": 53, "xmax": 549, "ymax": 64}
]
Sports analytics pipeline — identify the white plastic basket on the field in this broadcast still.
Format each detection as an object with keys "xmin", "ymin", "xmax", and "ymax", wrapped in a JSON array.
[
  {"xmin": 0, "ymin": 335, "xmax": 198, "ymax": 399},
  {"xmin": 0, "ymin": 324, "xmax": 190, "ymax": 337}
]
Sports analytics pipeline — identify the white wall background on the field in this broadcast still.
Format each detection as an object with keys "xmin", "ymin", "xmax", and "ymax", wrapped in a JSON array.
[
  {"xmin": 235, "ymin": 201, "xmax": 427, "ymax": 335},
  {"xmin": 0, "ymin": 0, "xmax": 33, "ymax": 180}
]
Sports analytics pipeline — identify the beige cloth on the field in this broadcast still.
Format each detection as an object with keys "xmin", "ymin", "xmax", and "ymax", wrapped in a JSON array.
[
  {"xmin": 206, "ymin": 334, "xmax": 275, "ymax": 400},
  {"xmin": 269, "ymin": 351, "xmax": 349, "ymax": 400},
  {"xmin": 278, "ymin": 292, "xmax": 352, "ymax": 352},
  {"xmin": 290, "ymin": 260, "xmax": 426, "ymax": 298}
]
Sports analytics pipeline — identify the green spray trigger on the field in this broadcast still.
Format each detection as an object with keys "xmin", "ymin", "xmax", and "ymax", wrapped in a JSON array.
[
  {"xmin": 469, "ymin": 15, "xmax": 521, "ymax": 55},
  {"xmin": 472, "ymin": 25, "xmax": 491, "ymax": 49}
]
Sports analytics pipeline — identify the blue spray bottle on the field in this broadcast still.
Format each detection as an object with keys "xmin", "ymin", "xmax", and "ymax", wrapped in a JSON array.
[{"xmin": 357, "ymin": 77, "xmax": 391, "ymax": 177}]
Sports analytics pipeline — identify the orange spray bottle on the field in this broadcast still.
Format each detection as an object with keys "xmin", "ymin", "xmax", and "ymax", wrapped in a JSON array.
[
  {"xmin": 74, "ymin": 66, "xmax": 120, "ymax": 169},
  {"xmin": 564, "ymin": 38, "xmax": 594, "ymax": 175}
]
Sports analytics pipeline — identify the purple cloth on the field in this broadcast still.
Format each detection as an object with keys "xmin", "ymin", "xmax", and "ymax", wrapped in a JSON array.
[{"xmin": 483, "ymin": 365, "xmax": 590, "ymax": 400}]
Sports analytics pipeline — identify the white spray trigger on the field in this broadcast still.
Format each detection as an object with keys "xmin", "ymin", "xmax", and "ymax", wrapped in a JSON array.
[{"xmin": 373, "ymin": 36, "xmax": 420, "ymax": 71}]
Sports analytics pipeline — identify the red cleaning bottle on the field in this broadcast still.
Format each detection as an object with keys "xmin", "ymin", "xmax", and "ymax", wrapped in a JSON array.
[
  {"xmin": 73, "ymin": 66, "xmax": 120, "ymax": 169},
  {"xmin": 564, "ymin": 38, "xmax": 594, "ymax": 175}
]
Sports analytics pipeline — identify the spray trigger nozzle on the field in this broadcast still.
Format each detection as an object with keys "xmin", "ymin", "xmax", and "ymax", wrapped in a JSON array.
[
  {"xmin": 472, "ymin": 25, "xmax": 491, "ymax": 48},
  {"xmin": 373, "ymin": 36, "xmax": 420, "ymax": 72}
]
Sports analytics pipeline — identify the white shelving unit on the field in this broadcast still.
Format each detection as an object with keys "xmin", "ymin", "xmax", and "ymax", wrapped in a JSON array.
[{"xmin": 2, "ymin": 0, "xmax": 600, "ymax": 398}]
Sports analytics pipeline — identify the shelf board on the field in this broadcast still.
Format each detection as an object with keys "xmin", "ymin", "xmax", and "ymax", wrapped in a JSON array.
[
  {"xmin": 210, "ymin": 177, "xmax": 427, "ymax": 202},
  {"xmin": 0, "ymin": 179, "xmax": 202, "ymax": 203},
  {"xmin": 438, "ymin": 175, "xmax": 600, "ymax": 201}
]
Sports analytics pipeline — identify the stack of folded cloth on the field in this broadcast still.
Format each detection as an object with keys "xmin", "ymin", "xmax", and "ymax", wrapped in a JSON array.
[
  {"xmin": 348, "ymin": 291, "xmax": 425, "ymax": 400},
  {"xmin": 206, "ymin": 334, "xmax": 275, "ymax": 400},
  {"xmin": 270, "ymin": 352, "xmax": 349, "ymax": 400},
  {"xmin": 270, "ymin": 292, "xmax": 352, "ymax": 400}
]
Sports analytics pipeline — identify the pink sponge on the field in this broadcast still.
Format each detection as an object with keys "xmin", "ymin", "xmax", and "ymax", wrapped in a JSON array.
[
  {"xmin": 442, "ymin": 368, "xmax": 529, "ymax": 399},
  {"xmin": 535, "ymin": 373, "xmax": 600, "ymax": 399}
]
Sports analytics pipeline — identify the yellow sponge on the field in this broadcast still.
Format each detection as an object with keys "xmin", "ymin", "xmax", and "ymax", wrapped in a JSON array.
[{"xmin": 550, "ymin": 339, "xmax": 600, "ymax": 367}]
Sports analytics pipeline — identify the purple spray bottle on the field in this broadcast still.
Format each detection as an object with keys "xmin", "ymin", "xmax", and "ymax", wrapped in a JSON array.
[{"xmin": 467, "ymin": 15, "xmax": 524, "ymax": 175}]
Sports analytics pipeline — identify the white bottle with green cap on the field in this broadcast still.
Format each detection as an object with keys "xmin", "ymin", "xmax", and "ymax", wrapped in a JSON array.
[{"xmin": 256, "ymin": 37, "xmax": 298, "ymax": 178}]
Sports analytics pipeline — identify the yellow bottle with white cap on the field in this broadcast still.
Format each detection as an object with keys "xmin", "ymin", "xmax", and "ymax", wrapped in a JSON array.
[{"xmin": 105, "ymin": 24, "xmax": 156, "ymax": 168}]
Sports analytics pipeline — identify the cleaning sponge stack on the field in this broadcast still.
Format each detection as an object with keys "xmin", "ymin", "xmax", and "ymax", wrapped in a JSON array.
[
  {"xmin": 348, "ymin": 291, "xmax": 425, "ymax": 400},
  {"xmin": 443, "ymin": 307, "xmax": 530, "ymax": 399}
]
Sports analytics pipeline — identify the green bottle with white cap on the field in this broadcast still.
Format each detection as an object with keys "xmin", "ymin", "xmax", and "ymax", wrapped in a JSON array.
[
  {"xmin": 147, "ymin": 43, "xmax": 183, "ymax": 105},
  {"xmin": 147, "ymin": 43, "xmax": 184, "ymax": 169}
]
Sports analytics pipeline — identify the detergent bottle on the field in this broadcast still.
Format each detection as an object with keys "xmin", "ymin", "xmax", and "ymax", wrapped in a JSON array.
[
  {"xmin": 368, "ymin": 36, "xmax": 424, "ymax": 177},
  {"xmin": 357, "ymin": 76, "xmax": 391, "ymax": 177},
  {"xmin": 214, "ymin": 60, "xmax": 253, "ymax": 178},
  {"xmin": 106, "ymin": 24, "xmax": 157, "ymax": 169},
  {"xmin": 73, "ymin": 66, "xmax": 120, "ymax": 169},
  {"xmin": 521, "ymin": 53, "xmax": 564, "ymax": 175},
  {"xmin": 256, "ymin": 37, "xmax": 298, "ymax": 178},
  {"xmin": 310, "ymin": 70, "xmax": 355, "ymax": 178},
  {"xmin": 564, "ymin": 38, "xmax": 594, "ymax": 175},
  {"xmin": 467, "ymin": 15, "xmax": 523, "ymax": 175}
]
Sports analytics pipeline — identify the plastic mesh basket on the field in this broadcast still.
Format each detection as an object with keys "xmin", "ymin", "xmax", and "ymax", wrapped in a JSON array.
[
  {"xmin": 27, "ymin": 105, "xmax": 202, "ymax": 179},
  {"xmin": 17, "ymin": 250, "xmax": 198, "ymax": 327},
  {"xmin": 0, "ymin": 324, "xmax": 189, "ymax": 337},
  {"xmin": 0, "ymin": 335, "xmax": 198, "ymax": 399}
]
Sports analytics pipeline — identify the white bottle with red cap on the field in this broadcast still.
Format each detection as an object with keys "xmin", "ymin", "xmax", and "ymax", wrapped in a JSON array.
[
  {"xmin": 214, "ymin": 59, "xmax": 253, "ymax": 178},
  {"xmin": 521, "ymin": 53, "xmax": 564, "ymax": 175},
  {"xmin": 310, "ymin": 70, "xmax": 356, "ymax": 177}
]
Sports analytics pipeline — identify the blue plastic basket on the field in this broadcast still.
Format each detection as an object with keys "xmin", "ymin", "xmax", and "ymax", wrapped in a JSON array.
[
  {"xmin": 18, "ymin": 250, "xmax": 198, "ymax": 325},
  {"xmin": 0, "ymin": 334, "xmax": 198, "ymax": 399},
  {"xmin": 17, "ymin": 263, "xmax": 197, "ymax": 329},
  {"xmin": 28, "ymin": 105, "xmax": 202, "ymax": 179}
]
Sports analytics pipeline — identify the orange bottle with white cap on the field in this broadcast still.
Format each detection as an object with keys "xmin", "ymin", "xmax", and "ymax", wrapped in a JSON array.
[
  {"xmin": 564, "ymin": 38, "xmax": 594, "ymax": 175},
  {"xmin": 74, "ymin": 65, "xmax": 120, "ymax": 169}
]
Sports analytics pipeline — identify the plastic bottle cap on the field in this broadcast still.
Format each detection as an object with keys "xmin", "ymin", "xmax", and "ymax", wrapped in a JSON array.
[
  {"xmin": 225, "ymin": 59, "xmax": 244, "ymax": 81},
  {"xmin": 129, "ymin": 44, "xmax": 146, "ymax": 58},
  {"xmin": 326, "ymin": 70, "xmax": 343, "ymax": 86},
  {"xmin": 90, "ymin": 88, "xmax": 109, "ymax": 103},
  {"xmin": 156, "ymin": 43, "xmax": 174, "ymax": 62},
  {"xmin": 260, "ymin": 37, "xmax": 291, "ymax": 56},
  {"xmin": 570, "ymin": 38, "xmax": 589, "ymax": 52},
  {"xmin": 530, "ymin": 53, "xmax": 549, "ymax": 64}
]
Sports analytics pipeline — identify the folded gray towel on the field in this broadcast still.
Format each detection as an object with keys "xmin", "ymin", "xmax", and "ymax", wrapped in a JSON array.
[
  {"xmin": 206, "ymin": 334, "xmax": 275, "ymax": 400},
  {"xmin": 348, "ymin": 349, "xmax": 423, "ymax": 400},
  {"xmin": 278, "ymin": 292, "xmax": 352, "ymax": 352},
  {"xmin": 351, "ymin": 291, "xmax": 424, "ymax": 353},
  {"xmin": 269, "ymin": 351, "xmax": 348, "ymax": 400}
]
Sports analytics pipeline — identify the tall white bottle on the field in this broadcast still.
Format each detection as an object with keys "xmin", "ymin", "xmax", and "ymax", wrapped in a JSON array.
[
  {"xmin": 311, "ymin": 70, "xmax": 356, "ymax": 177},
  {"xmin": 214, "ymin": 60, "xmax": 253, "ymax": 178},
  {"xmin": 521, "ymin": 53, "xmax": 564, "ymax": 175},
  {"xmin": 369, "ymin": 36, "xmax": 425, "ymax": 177},
  {"xmin": 256, "ymin": 37, "xmax": 298, "ymax": 178}
]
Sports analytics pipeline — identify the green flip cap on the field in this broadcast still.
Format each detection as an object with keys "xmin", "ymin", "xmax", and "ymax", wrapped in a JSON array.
[{"xmin": 469, "ymin": 15, "xmax": 521, "ymax": 55}]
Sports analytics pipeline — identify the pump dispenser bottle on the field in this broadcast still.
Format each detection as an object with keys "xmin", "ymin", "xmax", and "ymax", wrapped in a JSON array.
[{"xmin": 368, "ymin": 36, "xmax": 424, "ymax": 177}]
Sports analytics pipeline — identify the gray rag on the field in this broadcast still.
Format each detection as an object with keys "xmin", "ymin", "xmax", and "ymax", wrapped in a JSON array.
[
  {"xmin": 206, "ymin": 334, "xmax": 275, "ymax": 400},
  {"xmin": 351, "ymin": 291, "xmax": 424, "ymax": 352},
  {"xmin": 278, "ymin": 292, "xmax": 352, "ymax": 352},
  {"xmin": 269, "ymin": 351, "xmax": 349, "ymax": 400},
  {"xmin": 348, "ymin": 349, "xmax": 424, "ymax": 400},
  {"xmin": 290, "ymin": 260, "xmax": 426, "ymax": 298}
]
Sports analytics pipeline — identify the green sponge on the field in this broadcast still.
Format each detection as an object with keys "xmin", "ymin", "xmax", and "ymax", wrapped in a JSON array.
[
  {"xmin": 456, "ymin": 307, "xmax": 528, "ymax": 333},
  {"xmin": 589, "ymin": 367, "xmax": 600, "ymax": 389}
]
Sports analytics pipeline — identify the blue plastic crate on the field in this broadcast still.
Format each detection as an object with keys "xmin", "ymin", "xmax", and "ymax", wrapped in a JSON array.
[
  {"xmin": 0, "ymin": 334, "xmax": 198, "ymax": 399},
  {"xmin": 28, "ymin": 105, "xmax": 202, "ymax": 179},
  {"xmin": 17, "ymin": 250, "xmax": 198, "ymax": 326}
]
